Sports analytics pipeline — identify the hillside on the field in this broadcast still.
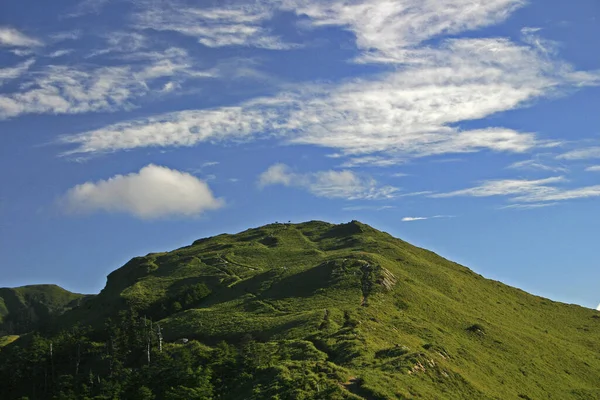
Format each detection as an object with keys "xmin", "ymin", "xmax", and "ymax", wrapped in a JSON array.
[
  {"xmin": 1, "ymin": 221, "xmax": 599, "ymax": 400},
  {"xmin": 0, "ymin": 284, "xmax": 88, "ymax": 336}
]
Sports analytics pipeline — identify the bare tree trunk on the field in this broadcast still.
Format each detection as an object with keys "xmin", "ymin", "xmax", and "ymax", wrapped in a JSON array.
[
  {"xmin": 75, "ymin": 342, "xmax": 81, "ymax": 376},
  {"xmin": 50, "ymin": 342, "xmax": 55, "ymax": 384},
  {"xmin": 157, "ymin": 323, "xmax": 163, "ymax": 352}
]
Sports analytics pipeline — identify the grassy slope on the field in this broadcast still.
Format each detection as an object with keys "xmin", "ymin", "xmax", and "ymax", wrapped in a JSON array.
[
  {"xmin": 0, "ymin": 284, "xmax": 87, "ymax": 334},
  {"xmin": 25, "ymin": 221, "xmax": 600, "ymax": 398}
]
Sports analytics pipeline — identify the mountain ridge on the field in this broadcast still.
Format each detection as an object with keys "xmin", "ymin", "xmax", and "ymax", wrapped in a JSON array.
[{"xmin": 1, "ymin": 220, "xmax": 599, "ymax": 399}]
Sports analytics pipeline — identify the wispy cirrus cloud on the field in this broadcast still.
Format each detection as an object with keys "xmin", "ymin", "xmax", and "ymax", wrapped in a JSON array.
[
  {"xmin": 62, "ymin": 164, "xmax": 223, "ymax": 219},
  {"xmin": 65, "ymin": 0, "xmax": 110, "ymax": 18},
  {"xmin": 134, "ymin": 2, "xmax": 293, "ymax": 49},
  {"xmin": 86, "ymin": 32, "xmax": 149, "ymax": 58},
  {"xmin": 258, "ymin": 163, "xmax": 399, "ymax": 200},
  {"xmin": 432, "ymin": 177, "xmax": 565, "ymax": 198},
  {"xmin": 508, "ymin": 159, "xmax": 568, "ymax": 173},
  {"xmin": 0, "ymin": 27, "xmax": 43, "ymax": 47},
  {"xmin": 60, "ymin": 36, "xmax": 594, "ymax": 159},
  {"xmin": 0, "ymin": 59, "xmax": 35, "ymax": 85},
  {"xmin": 499, "ymin": 203, "xmax": 559, "ymax": 210},
  {"xmin": 46, "ymin": 49, "xmax": 74, "ymax": 58},
  {"xmin": 0, "ymin": 48, "xmax": 214, "ymax": 120},
  {"xmin": 584, "ymin": 166, "xmax": 600, "ymax": 172},
  {"xmin": 432, "ymin": 176, "xmax": 600, "ymax": 204},
  {"xmin": 557, "ymin": 147, "xmax": 600, "ymax": 160}
]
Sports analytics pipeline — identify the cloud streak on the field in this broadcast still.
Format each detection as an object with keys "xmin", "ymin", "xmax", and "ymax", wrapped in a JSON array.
[
  {"xmin": 0, "ymin": 59, "xmax": 35, "ymax": 85},
  {"xmin": 557, "ymin": 147, "xmax": 600, "ymax": 160},
  {"xmin": 62, "ymin": 164, "xmax": 223, "ymax": 219},
  {"xmin": 401, "ymin": 215, "xmax": 454, "ymax": 222},
  {"xmin": 433, "ymin": 176, "xmax": 600, "ymax": 204},
  {"xmin": 0, "ymin": 27, "xmax": 43, "ymax": 47}
]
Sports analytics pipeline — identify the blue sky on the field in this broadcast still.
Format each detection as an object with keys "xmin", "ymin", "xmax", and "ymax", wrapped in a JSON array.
[{"xmin": 1, "ymin": 0, "xmax": 599, "ymax": 310}]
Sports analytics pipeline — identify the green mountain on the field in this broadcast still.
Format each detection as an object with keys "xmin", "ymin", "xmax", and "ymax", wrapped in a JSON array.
[
  {"xmin": 1, "ymin": 221, "xmax": 599, "ymax": 400},
  {"xmin": 0, "ymin": 284, "xmax": 88, "ymax": 336}
]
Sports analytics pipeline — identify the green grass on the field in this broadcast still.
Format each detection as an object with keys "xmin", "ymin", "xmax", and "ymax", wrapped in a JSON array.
[{"xmin": 4, "ymin": 220, "xmax": 600, "ymax": 399}]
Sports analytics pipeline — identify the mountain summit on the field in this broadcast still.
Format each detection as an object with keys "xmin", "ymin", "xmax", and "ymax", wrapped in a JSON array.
[{"xmin": 1, "ymin": 221, "xmax": 598, "ymax": 399}]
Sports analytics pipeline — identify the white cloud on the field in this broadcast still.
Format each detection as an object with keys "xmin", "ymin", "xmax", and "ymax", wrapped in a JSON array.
[
  {"xmin": 49, "ymin": 31, "xmax": 82, "ymax": 42},
  {"xmin": 258, "ymin": 163, "xmax": 295, "ymax": 187},
  {"xmin": 258, "ymin": 164, "xmax": 399, "ymax": 200},
  {"xmin": 500, "ymin": 203, "xmax": 558, "ymax": 210},
  {"xmin": 401, "ymin": 217, "xmax": 428, "ymax": 222},
  {"xmin": 432, "ymin": 177, "xmax": 565, "ymax": 198},
  {"xmin": 0, "ymin": 48, "xmax": 215, "ymax": 119},
  {"xmin": 508, "ymin": 159, "xmax": 568, "ymax": 173},
  {"xmin": 0, "ymin": 59, "xmax": 35, "ymax": 85},
  {"xmin": 402, "ymin": 215, "xmax": 454, "ymax": 222},
  {"xmin": 62, "ymin": 164, "xmax": 223, "ymax": 219},
  {"xmin": 66, "ymin": 0, "xmax": 110, "ymax": 18},
  {"xmin": 340, "ymin": 156, "xmax": 405, "ymax": 168},
  {"xmin": 60, "ymin": 106, "xmax": 275, "ymax": 154},
  {"xmin": 134, "ymin": 2, "xmax": 292, "ymax": 49},
  {"xmin": 86, "ymin": 32, "xmax": 149, "ymax": 58},
  {"xmin": 585, "ymin": 166, "xmax": 600, "ymax": 172},
  {"xmin": 286, "ymin": 0, "xmax": 525, "ymax": 61},
  {"xmin": 47, "ymin": 49, "xmax": 74, "ymax": 58},
  {"xmin": 557, "ymin": 147, "xmax": 600, "ymax": 160},
  {"xmin": 59, "ymin": 35, "xmax": 597, "ymax": 160},
  {"xmin": 596, "ymin": 303, "xmax": 600, "ymax": 312},
  {"xmin": 0, "ymin": 27, "xmax": 43, "ymax": 47},
  {"xmin": 518, "ymin": 185, "xmax": 600, "ymax": 203},
  {"xmin": 433, "ymin": 176, "xmax": 600, "ymax": 204}
]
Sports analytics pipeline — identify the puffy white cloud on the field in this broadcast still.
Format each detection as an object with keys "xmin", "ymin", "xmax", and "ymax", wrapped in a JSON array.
[
  {"xmin": 62, "ymin": 164, "xmax": 223, "ymax": 219},
  {"xmin": 0, "ymin": 27, "xmax": 43, "ymax": 47},
  {"xmin": 258, "ymin": 163, "xmax": 293, "ymax": 187},
  {"xmin": 258, "ymin": 164, "xmax": 398, "ymax": 200},
  {"xmin": 584, "ymin": 166, "xmax": 600, "ymax": 172}
]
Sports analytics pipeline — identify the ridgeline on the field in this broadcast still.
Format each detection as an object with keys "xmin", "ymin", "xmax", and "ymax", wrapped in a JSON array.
[{"xmin": 1, "ymin": 221, "xmax": 598, "ymax": 399}]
